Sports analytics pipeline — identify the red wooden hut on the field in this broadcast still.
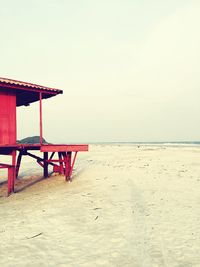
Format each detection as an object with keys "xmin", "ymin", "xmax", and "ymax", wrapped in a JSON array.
[{"xmin": 0, "ymin": 77, "xmax": 88, "ymax": 195}]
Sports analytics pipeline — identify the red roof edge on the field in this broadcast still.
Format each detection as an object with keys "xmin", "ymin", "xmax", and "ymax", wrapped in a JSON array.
[{"xmin": 0, "ymin": 77, "xmax": 62, "ymax": 94}]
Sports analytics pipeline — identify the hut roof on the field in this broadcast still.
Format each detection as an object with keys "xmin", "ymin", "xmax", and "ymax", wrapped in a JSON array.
[{"xmin": 0, "ymin": 77, "xmax": 63, "ymax": 106}]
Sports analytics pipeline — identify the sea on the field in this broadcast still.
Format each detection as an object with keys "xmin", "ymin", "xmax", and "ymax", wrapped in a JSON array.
[{"xmin": 89, "ymin": 141, "xmax": 200, "ymax": 147}]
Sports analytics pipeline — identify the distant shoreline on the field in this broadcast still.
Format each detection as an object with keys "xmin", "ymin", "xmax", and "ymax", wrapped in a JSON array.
[
  {"xmin": 49, "ymin": 141, "xmax": 200, "ymax": 147},
  {"xmin": 87, "ymin": 141, "xmax": 200, "ymax": 147}
]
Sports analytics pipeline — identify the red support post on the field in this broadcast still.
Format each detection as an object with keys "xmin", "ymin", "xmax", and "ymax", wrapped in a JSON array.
[
  {"xmin": 7, "ymin": 150, "xmax": 16, "ymax": 196},
  {"xmin": 8, "ymin": 167, "xmax": 15, "ymax": 196},
  {"xmin": 58, "ymin": 152, "xmax": 64, "ymax": 174},
  {"xmin": 39, "ymin": 92, "xmax": 43, "ymax": 145},
  {"xmin": 64, "ymin": 152, "xmax": 72, "ymax": 181},
  {"xmin": 69, "ymin": 152, "xmax": 78, "ymax": 178},
  {"xmin": 7, "ymin": 167, "xmax": 12, "ymax": 196},
  {"xmin": 11, "ymin": 151, "xmax": 16, "ymax": 192}
]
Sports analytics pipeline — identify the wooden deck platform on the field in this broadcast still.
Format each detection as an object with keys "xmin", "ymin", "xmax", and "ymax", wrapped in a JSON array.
[{"xmin": 0, "ymin": 144, "xmax": 88, "ymax": 195}]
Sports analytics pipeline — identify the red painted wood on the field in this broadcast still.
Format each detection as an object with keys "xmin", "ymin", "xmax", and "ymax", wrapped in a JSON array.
[
  {"xmin": 11, "ymin": 151, "xmax": 16, "ymax": 193},
  {"xmin": 0, "ymin": 78, "xmax": 62, "ymax": 107},
  {"xmin": 69, "ymin": 152, "xmax": 78, "ymax": 178},
  {"xmin": 46, "ymin": 159, "xmax": 65, "ymax": 162},
  {"xmin": 0, "ymin": 163, "xmax": 12, "ymax": 168},
  {"xmin": 7, "ymin": 151, "xmax": 16, "ymax": 195},
  {"xmin": 0, "ymin": 82, "xmax": 62, "ymax": 94},
  {"xmin": 8, "ymin": 167, "xmax": 13, "ymax": 196},
  {"xmin": 2, "ymin": 144, "xmax": 87, "ymax": 195},
  {"xmin": 39, "ymin": 92, "xmax": 43, "ymax": 144},
  {"xmin": 0, "ymin": 77, "xmax": 89, "ymax": 196},
  {"xmin": 40, "ymin": 144, "xmax": 88, "ymax": 152},
  {"xmin": 64, "ymin": 152, "xmax": 72, "ymax": 181},
  {"xmin": 53, "ymin": 165, "xmax": 61, "ymax": 173},
  {"xmin": 58, "ymin": 152, "xmax": 64, "ymax": 174},
  {"xmin": 0, "ymin": 90, "xmax": 16, "ymax": 145}
]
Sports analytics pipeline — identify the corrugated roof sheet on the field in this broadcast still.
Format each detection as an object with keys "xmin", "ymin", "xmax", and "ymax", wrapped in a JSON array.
[{"xmin": 0, "ymin": 77, "xmax": 62, "ymax": 93}]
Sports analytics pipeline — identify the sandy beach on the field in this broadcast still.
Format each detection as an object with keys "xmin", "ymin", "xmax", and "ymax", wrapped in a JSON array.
[{"xmin": 1, "ymin": 144, "xmax": 200, "ymax": 267}]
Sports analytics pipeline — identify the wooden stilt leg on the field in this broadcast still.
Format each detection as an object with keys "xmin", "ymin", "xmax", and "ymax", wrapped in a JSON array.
[
  {"xmin": 58, "ymin": 152, "xmax": 64, "ymax": 174},
  {"xmin": 43, "ymin": 152, "xmax": 48, "ymax": 178},
  {"xmin": 11, "ymin": 151, "xmax": 16, "ymax": 193},
  {"xmin": 16, "ymin": 151, "xmax": 23, "ymax": 179},
  {"xmin": 69, "ymin": 152, "xmax": 78, "ymax": 178},
  {"xmin": 8, "ymin": 151, "xmax": 16, "ymax": 196},
  {"xmin": 64, "ymin": 152, "xmax": 72, "ymax": 181},
  {"xmin": 49, "ymin": 152, "xmax": 55, "ymax": 160},
  {"xmin": 7, "ymin": 167, "xmax": 12, "ymax": 196}
]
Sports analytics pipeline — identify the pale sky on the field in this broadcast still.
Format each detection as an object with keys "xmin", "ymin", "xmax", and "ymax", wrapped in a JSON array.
[{"xmin": 0, "ymin": 0, "xmax": 200, "ymax": 143}]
